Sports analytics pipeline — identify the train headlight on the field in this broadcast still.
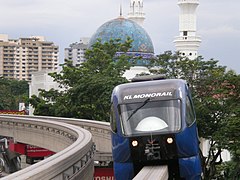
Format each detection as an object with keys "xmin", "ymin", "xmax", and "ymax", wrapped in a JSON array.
[
  {"xmin": 167, "ymin": 137, "xmax": 173, "ymax": 144},
  {"xmin": 132, "ymin": 140, "xmax": 138, "ymax": 147}
]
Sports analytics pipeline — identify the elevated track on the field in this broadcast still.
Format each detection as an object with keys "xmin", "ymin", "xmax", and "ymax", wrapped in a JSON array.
[{"xmin": 0, "ymin": 115, "xmax": 95, "ymax": 180}]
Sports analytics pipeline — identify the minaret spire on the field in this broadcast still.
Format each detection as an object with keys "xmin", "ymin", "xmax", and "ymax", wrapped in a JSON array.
[
  {"xmin": 174, "ymin": 0, "xmax": 201, "ymax": 60},
  {"xmin": 120, "ymin": 1, "xmax": 122, "ymax": 16},
  {"xmin": 119, "ymin": 0, "xmax": 124, "ymax": 18},
  {"xmin": 128, "ymin": 0, "xmax": 145, "ymax": 26}
]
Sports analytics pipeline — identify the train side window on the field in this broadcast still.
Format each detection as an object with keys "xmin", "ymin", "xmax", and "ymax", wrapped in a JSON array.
[
  {"xmin": 110, "ymin": 104, "xmax": 117, "ymax": 133},
  {"xmin": 186, "ymin": 96, "xmax": 195, "ymax": 126}
]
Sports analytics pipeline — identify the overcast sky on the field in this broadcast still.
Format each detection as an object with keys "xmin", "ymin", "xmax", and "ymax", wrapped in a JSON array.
[{"xmin": 0, "ymin": 0, "xmax": 239, "ymax": 73}]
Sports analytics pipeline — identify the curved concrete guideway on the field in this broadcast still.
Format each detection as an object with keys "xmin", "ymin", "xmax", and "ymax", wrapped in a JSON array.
[
  {"xmin": 0, "ymin": 115, "xmax": 94, "ymax": 180},
  {"xmin": 5, "ymin": 115, "xmax": 113, "ymax": 162}
]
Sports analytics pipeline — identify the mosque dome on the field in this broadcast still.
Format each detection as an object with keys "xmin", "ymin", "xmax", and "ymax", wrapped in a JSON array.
[{"xmin": 88, "ymin": 17, "xmax": 154, "ymax": 61}]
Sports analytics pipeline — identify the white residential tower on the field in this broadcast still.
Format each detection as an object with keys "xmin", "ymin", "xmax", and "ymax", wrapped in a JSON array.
[{"xmin": 64, "ymin": 38, "xmax": 89, "ymax": 66}]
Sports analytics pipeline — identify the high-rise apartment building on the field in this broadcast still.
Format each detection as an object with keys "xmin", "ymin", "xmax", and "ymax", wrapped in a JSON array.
[
  {"xmin": 0, "ymin": 34, "xmax": 59, "ymax": 81},
  {"xmin": 64, "ymin": 37, "xmax": 89, "ymax": 66}
]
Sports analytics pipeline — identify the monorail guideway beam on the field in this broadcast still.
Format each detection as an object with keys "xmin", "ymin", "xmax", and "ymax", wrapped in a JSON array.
[{"xmin": 133, "ymin": 165, "xmax": 168, "ymax": 180}]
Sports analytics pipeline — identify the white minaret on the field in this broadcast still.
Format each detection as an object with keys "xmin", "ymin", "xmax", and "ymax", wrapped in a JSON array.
[
  {"xmin": 128, "ymin": 0, "xmax": 145, "ymax": 26},
  {"xmin": 174, "ymin": 0, "xmax": 201, "ymax": 60}
]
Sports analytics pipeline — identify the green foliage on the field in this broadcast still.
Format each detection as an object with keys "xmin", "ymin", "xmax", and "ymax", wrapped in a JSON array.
[
  {"xmin": 0, "ymin": 77, "xmax": 29, "ymax": 110},
  {"xmin": 29, "ymin": 38, "xmax": 133, "ymax": 121},
  {"xmin": 149, "ymin": 51, "xmax": 240, "ymax": 179},
  {"xmin": 216, "ymin": 159, "xmax": 240, "ymax": 179}
]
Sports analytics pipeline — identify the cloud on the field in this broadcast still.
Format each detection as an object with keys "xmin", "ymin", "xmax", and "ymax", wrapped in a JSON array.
[
  {"xmin": 200, "ymin": 26, "xmax": 240, "ymax": 38},
  {"xmin": 0, "ymin": 0, "xmax": 239, "ymax": 73}
]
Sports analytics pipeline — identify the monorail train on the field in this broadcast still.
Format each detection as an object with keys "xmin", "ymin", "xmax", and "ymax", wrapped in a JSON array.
[{"xmin": 110, "ymin": 75, "xmax": 202, "ymax": 179}]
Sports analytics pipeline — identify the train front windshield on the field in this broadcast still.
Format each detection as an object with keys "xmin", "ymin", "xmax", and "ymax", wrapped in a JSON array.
[{"xmin": 119, "ymin": 99, "xmax": 181, "ymax": 136}]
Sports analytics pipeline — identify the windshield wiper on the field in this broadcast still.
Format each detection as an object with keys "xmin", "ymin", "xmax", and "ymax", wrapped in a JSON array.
[{"xmin": 126, "ymin": 98, "xmax": 150, "ymax": 121}]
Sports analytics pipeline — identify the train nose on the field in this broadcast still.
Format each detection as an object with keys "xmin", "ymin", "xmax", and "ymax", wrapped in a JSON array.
[
  {"xmin": 130, "ymin": 134, "xmax": 178, "ymax": 163},
  {"xmin": 145, "ymin": 140, "xmax": 161, "ymax": 160}
]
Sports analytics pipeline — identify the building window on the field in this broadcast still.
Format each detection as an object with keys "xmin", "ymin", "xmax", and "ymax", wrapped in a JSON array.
[{"xmin": 183, "ymin": 31, "xmax": 188, "ymax": 36}]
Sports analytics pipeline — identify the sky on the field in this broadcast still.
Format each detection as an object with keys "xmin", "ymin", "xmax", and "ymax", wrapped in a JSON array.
[{"xmin": 0, "ymin": 0, "xmax": 239, "ymax": 73}]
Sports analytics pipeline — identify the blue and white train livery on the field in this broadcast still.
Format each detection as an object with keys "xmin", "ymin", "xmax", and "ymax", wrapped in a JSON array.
[{"xmin": 110, "ymin": 75, "xmax": 202, "ymax": 179}]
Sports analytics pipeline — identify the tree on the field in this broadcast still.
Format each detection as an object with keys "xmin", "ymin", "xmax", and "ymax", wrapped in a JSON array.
[
  {"xmin": 149, "ymin": 51, "xmax": 240, "ymax": 179},
  {"xmin": 0, "ymin": 77, "xmax": 29, "ymax": 110},
  {"xmin": 195, "ymin": 71, "xmax": 240, "ymax": 179},
  {"xmin": 29, "ymin": 38, "xmax": 133, "ymax": 121},
  {"xmin": 218, "ymin": 72, "xmax": 240, "ymax": 179}
]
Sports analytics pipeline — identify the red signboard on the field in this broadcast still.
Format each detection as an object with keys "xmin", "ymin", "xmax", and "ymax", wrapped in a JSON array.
[
  {"xmin": 25, "ymin": 145, "xmax": 55, "ymax": 157},
  {"xmin": 94, "ymin": 168, "xmax": 114, "ymax": 180},
  {"xmin": 9, "ymin": 140, "xmax": 55, "ymax": 157},
  {"xmin": 9, "ymin": 141, "xmax": 25, "ymax": 155}
]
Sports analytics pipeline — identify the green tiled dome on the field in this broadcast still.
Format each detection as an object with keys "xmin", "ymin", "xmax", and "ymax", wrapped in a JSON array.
[{"xmin": 89, "ymin": 17, "xmax": 154, "ymax": 61}]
